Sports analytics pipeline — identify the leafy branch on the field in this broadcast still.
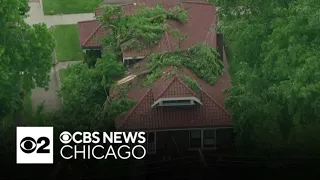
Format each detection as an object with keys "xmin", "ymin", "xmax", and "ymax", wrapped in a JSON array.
[
  {"xmin": 99, "ymin": 4, "xmax": 188, "ymax": 53},
  {"xmin": 144, "ymin": 43, "xmax": 223, "ymax": 86}
]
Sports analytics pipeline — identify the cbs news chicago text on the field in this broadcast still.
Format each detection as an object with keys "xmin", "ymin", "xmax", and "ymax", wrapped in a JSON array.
[{"xmin": 16, "ymin": 127, "xmax": 147, "ymax": 164}]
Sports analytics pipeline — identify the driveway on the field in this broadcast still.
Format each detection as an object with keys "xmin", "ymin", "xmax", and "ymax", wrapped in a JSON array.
[
  {"xmin": 31, "ymin": 68, "xmax": 61, "ymax": 112},
  {"xmin": 30, "ymin": 60, "xmax": 82, "ymax": 112}
]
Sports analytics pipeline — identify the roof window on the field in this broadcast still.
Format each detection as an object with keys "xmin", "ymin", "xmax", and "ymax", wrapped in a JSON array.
[{"xmin": 151, "ymin": 97, "xmax": 202, "ymax": 108}]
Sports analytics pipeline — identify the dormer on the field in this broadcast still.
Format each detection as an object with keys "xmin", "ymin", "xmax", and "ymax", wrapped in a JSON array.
[{"xmin": 151, "ymin": 97, "xmax": 202, "ymax": 108}]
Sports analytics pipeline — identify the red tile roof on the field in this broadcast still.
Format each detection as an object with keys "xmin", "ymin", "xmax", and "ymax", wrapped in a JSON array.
[
  {"xmin": 113, "ymin": 37, "xmax": 232, "ymax": 130},
  {"xmin": 79, "ymin": 1, "xmax": 217, "ymax": 53},
  {"xmin": 115, "ymin": 70, "xmax": 232, "ymax": 131},
  {"xmin": 121, "ymin": 1, "xmax": 217, "ymax": 58},
  {"xmin": 80, "ymin": 4, "xmax": 137, "ymax": 49},
  {"xmin": 77, "ymin": 20, "xmax": 107, "ymax": 48},
  {"xmin": 116, "ymin": 45, "xmax": 231, "ymax": 109}
]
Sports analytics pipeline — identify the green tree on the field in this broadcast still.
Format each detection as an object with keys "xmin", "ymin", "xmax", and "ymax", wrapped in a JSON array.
[
  {"xmin": 0, "ymin": 0, "xmax": 54, "ymax": 123},
  {"xmin": 58, "ymin": 51, "xmax": 126, "ymax": 131},
  {"xmin": 214, "ymin": 0, "xmax": 320, "ymax": 155}
]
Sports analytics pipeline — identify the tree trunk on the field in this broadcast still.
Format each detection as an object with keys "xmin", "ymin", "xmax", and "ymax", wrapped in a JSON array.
[{"xmin": 13, "ymin": 90, "xmax": 25, "ymax": 126}]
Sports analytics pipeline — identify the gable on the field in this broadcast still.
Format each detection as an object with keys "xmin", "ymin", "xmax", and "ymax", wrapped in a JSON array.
[
  {"xmin": 156, "ymin": 75, "xmax": 198, "ymax": 99},
  {"xmin": 115, "ymin": 73, "xmax": 232, "ymax": 130}
]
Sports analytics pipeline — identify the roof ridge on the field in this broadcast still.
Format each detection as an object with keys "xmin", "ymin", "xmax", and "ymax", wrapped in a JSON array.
[
  {"xmin": 202, "ymin": 90, "xmax": 231, "ymax": 116},
  {"xmin": 155, "ymin": 74, "xmax": 198, "ymax": 100},
  {"xmin": 117, "ymin": 89, "xmax": 153, "ymax": 129},
  {"xmin": 180, "ymin": 67, "xmax": 229, "ymax": 115},
  {"xmin": 205, "ymin": 20, "xmax": 216, "ymax": 45},
  {"xmin": 175, "ymin": 75, "xmax": 198, "ymax": 97},
  {"xmin": 154, "ymin": 75, "xmax": 178, "ymax": 99},
  {"xmin": 82, "ymin": 24, "xmax": 102, "ymax": 46},
  {"xmin": 164, "ymin": 32, "xmax": 172, "ymax": 51}
]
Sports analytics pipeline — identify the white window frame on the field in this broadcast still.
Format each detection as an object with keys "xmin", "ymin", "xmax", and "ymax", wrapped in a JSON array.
[
  {"xmin": 189, "ymin": 129, "xmax": 217, "ymax": 150},
  {"xmin": 146, "ymin": 132, "xmax": 156, "ymax": 154}
]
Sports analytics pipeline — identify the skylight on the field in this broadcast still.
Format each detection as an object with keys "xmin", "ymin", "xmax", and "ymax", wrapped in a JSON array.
[{"xmin": 151, "ymin": 97, "xmax": 202, "ymax": 108}]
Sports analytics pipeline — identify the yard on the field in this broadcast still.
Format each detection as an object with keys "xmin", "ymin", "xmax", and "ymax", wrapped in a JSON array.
[
  {"xmin": 52, "ymin": 24, "xmax": 83, "ymax": 62},
  {"xmin": 42, "ymin": 0, "xmax": 102, "ymax": 15}
]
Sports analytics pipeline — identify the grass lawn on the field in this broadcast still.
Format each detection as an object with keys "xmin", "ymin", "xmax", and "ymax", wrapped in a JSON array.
[
  {"xmin": 43, "ymin": 0, "xmax": 102, "ymax": 15},
  {"xmin": 59, "ymin": 68, "xmax": 71, "ymax": 84},
  {"xmin": 53, "ymin": 24, "xmax": 84, "ymax": 62}
]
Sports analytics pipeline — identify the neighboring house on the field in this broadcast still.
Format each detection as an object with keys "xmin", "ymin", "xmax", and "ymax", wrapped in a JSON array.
[{"xmin": 78, "ymin": 0, "xmax": 233, "ymax": 159}]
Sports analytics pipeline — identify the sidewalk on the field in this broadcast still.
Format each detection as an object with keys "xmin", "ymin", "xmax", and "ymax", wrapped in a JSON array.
[{"xmin": 25, "ymin": 1, "xmax": 95, "ymax": 26}]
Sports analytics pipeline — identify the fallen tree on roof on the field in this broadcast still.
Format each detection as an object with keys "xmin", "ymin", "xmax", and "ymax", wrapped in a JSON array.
[
  {"xmin": 98, "ymin": 3, "xmax": 188, "ymax": 56},
  {"xmin": 143, "ymin": 43, "xmax": 224, "ymax": 86}
]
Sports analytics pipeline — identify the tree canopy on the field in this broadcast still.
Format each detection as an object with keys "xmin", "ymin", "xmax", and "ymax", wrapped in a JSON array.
[
  {"xmin": 0, "ymin": 1, "xmax": 55, "ymax": 176},
  {"xmin": 213, "ymin": 0, "xmax": 320, "ymax": 155},
  {"xmin": 0, "ymin": 0, "xmax": 54, "ymax": 121}
]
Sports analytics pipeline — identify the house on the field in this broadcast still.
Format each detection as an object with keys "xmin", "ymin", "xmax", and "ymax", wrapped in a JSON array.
[{"xmin": 77, "ymin": 0, "xmax": 233, "ymax": 159}]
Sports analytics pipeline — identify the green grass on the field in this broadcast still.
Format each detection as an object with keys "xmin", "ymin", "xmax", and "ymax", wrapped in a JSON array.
[
  {"xmin": 59, "ymin": 68, "xmax": 71, "ymax": 84},
  {"xmin": 53, "ymin": 24, "xmax": 84, "ymax": 62},
  {"xmin": 43, "ymin": 0, "xmax": 102, "ymax": 15}
]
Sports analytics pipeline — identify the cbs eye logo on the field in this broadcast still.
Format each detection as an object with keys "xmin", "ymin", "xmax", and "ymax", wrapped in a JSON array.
[
  {"xmin": 59, "ymin": 131, "xmax": 72, "ymax": 144},
  {"xmin": 16, "ymin": 127, "xmax": 53, "ymax": 164},
  {"xmin": 20, "ymin": 136, "xmax": 50, "ymax": 154}
]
